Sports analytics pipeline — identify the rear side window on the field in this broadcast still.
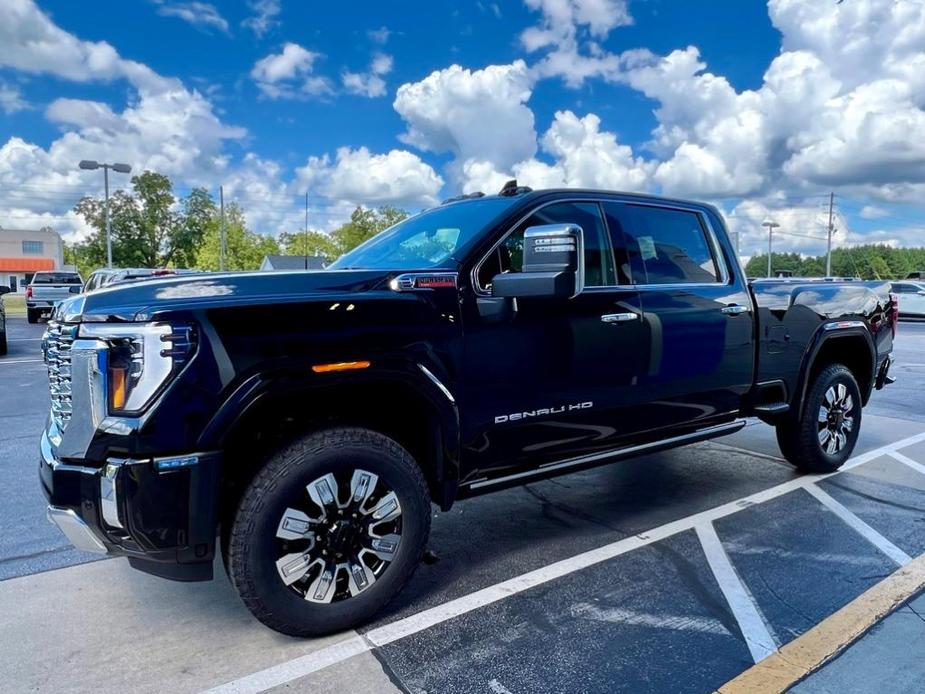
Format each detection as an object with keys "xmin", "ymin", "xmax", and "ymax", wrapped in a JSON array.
[
  {"xmin": 477, "ymin": 202, "xmax": 616, "ymax": 290},
  {"xmin": 604, "ymin": 204, "xmax": 722, "ymax": 285},
  {"xmin": 32, "ymin": 272, "xmax": 82, "ymax": 284}
]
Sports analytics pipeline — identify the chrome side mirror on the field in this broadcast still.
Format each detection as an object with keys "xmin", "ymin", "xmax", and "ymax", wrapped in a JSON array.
[{"xmin": 491, "ymin": 223, "xmax": 584, "ymax": 300}]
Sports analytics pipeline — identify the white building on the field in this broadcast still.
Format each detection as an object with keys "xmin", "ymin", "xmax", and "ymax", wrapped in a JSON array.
[{"xmin": 0, "ymin": 226, "xmax": 67, "ymax": 293}]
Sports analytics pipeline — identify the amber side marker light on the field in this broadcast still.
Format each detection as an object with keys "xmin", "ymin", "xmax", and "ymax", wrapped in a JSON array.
[
  {"xmin": 109, "ymin": 365, "xmax": 128, "ymax": 410},
  {"xmin": 311, "ymin": 360, "xmax": 371, "ymax": 373}
]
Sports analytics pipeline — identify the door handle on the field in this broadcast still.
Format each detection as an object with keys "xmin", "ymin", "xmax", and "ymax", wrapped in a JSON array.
[
  {"xmin": 721, "ymin": 305, "xmax": 749, "ymax": 316},
  {"xmin": 601, "ymin": 312, "xmax": 638, "ymax": 323}
]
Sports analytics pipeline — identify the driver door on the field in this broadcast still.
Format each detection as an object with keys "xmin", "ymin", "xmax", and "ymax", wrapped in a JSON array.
[{"xmin": 459, "ymin": 200, "xmax": 648, "ymax": 480}]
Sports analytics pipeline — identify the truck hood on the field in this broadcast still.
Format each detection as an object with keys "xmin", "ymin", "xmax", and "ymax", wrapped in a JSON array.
[{"xmin": 54, "ymin": 269, "xmax": 398, "ymax": 323}]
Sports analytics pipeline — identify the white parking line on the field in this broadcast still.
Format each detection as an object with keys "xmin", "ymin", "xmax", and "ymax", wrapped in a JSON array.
[
  {"xmin": 205, "ymin": 431, "xmax": 925, "ymax": 694},
  {"xmin": 0, "ymin": 358, "xmax": 43, "ymax": 365},
  {"xmin": 696, "ymin": 523, "xmax": 777, "ymax": 662},
  {"xmin": 570, "ymin": 602, "xmax": 731, "ymax": 636},
  {"xmin": 803, "ymin": 485, "xmax": 912, "ymax": 566},
  {"xmin": 888, "ymin": 450, "xmax": 925, "ymax": 477}
]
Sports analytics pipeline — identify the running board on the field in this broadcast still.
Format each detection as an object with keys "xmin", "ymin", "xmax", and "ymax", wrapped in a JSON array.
[
  {"xmin": 754, "ymin": 402, "xmax": 790, "ymax": 415},
  {"xmin": 463, "ymin": 420, "xmax": 747, "ymax": 492}
]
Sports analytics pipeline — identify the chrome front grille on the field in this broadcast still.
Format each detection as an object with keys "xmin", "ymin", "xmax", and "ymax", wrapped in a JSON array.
[{"xmin": 44, "ymin": 321, "xmax": 78, "ymax": 430}]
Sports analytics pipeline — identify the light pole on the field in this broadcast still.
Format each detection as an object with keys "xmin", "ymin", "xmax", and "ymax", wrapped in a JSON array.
[
  {"xmin": 79, "ymin": 160, "xmax": 131, "ymax": 268},
  {"xmin": 762, "ymin": 219, "xmax": 780, "ymax": 278}
]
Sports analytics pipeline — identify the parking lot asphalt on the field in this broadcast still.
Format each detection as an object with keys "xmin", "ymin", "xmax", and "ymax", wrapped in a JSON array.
[{"xmin": 2, "ymin": 316, "xmax": 925, "ymax": 693}]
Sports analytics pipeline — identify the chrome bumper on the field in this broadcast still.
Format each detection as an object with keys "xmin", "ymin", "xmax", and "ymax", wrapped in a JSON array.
[{"xmin": 46, "ymin": 505, "xmax": 109, "ymax": 554}]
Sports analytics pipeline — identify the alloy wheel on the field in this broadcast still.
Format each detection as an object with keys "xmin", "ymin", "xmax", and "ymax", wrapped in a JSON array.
[
  {"xmin": 274, "ymin": 469, "xmax": 402, "ymax": 603},
  {"xmin": 817, "ymin": 383, "xmax": 855, "ymax": 455}
]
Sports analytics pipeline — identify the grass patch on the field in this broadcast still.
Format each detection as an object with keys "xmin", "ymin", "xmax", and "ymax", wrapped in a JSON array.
[{"xmin": 1, "ymin": 295, "xmax": 26, "ymax": 316}]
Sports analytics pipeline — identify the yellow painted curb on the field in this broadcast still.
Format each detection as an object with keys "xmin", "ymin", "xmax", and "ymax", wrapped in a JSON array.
[{"xmin": 719, "ymin": 552, "xmax": 925, "ymax": 694}]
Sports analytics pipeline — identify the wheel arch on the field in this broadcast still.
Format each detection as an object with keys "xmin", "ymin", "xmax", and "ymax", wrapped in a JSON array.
[
  {"xmin": 795, "ymin": 324, "xmax": 876, "ymax": 416},
  {"xmin": 202, "ymin": 364, "xmax": 462, "ymax": 523}
]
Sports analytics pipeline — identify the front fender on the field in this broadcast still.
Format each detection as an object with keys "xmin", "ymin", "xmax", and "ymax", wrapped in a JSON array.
[{"xmin": 198, "ymin": 356, "xmax": 462, "ymax": 507}]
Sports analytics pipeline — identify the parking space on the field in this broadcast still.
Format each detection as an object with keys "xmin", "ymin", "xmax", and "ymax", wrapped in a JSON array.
[{"xmin": 2, "ymin": 318, "xmax": 925, "ymax": 693}]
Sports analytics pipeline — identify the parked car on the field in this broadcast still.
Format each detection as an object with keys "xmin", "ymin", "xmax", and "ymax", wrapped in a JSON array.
[
  {"xmin": 891, "ymin": 280, "xmax": 925, "ymax": 318},
  {"xmin": 0, "ymin": 284, "xmax": 10, "ymax": 355},
  {"xmin": 26, "ymin": 270, "xmax": 83, "ymax": 323},
  {"xmin": 83, "ymin": 267, "xmax": 197, "ymax": 293},
  {"xmin": 40, "ymin": 186, "xmax": 897, "ymax": 636}
]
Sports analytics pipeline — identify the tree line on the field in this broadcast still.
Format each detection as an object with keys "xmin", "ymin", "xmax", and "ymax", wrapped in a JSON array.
[
  {"xmin": 66, "ymin": 171, "xmax": 408, "ymax": 277},
  {"xmin": 745, "ymin": 246, "xmax": 925, "ymax": 280}
]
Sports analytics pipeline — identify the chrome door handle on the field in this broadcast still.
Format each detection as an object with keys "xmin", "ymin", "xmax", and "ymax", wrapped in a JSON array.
[
  {"xmin": 601, "ymin": 312, "xmax": 638, "ymax": 323},
  {"xmin": 721, "ymin": 305, "xmax": 749, "ymax": 315}
]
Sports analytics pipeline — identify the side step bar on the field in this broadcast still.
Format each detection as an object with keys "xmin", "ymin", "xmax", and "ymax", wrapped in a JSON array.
[
  {"xmin": 754, "ymin": 402, "xmax": 790, "ymax": 416},
  {"xmin": 464, "ymin": 420, "xmax": 747, "ymax": 492}
]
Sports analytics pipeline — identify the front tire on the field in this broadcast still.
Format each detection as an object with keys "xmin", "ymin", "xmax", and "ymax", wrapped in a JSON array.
[
  {"xmin": 776, "ymin": 363, "xmax": 862, "ymax": 473},
  {"xmin": 227, "ymin": 427, "xmax": 431, "ymax": 636}
]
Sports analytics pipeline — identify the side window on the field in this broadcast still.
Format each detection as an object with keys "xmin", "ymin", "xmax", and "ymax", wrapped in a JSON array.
[
  {"xmin": 605, "ymin": 203, "xmax": 722, "ymax": 285},
  {"xmin": 893, "ymin": 284, "xmax": 913, "ymax": 294},
  {"xmin": 478, "ymin": 202, "xmax": 616, "ymax": 290}
]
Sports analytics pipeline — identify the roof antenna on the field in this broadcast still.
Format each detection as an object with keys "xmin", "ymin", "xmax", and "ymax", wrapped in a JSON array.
[
  {"xmin": 498, "ymin": 179, "xmax": 532, "ymax": 197},
  {"xmin": 498, "ymin": 179, "xmax": 518, "ymax": 196}
]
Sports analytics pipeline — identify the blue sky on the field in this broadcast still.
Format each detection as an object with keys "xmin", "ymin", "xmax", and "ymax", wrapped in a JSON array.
[{"xmin": 1, "ymin": 0, "xmax": 924, "ymax": 258}]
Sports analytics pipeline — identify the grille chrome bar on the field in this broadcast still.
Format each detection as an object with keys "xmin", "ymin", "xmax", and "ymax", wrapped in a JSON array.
[{"xmin": 44, "ymin": 321, "xmax": 78, "ymax": 431}]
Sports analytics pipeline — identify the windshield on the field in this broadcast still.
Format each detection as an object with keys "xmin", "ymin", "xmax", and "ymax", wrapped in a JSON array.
[{"xmin": 329, "ymin": 197, "xmax": 520, "ymax": 271}]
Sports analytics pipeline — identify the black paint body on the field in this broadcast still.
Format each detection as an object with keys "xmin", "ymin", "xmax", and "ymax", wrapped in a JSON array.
[{"xmin": 39, "ymin": 189, "xmax": 896, "ymax": 580}]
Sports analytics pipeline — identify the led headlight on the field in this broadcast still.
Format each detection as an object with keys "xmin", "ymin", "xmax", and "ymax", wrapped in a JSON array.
[{"xmin": 78, "ymin": 323, "xmax": 197, "ymax": 414}]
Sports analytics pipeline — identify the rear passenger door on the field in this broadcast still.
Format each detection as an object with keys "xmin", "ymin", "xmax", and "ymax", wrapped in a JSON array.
[{"xmin": 602, "ymin": 201, "xmax": 754, "ymax": 429}]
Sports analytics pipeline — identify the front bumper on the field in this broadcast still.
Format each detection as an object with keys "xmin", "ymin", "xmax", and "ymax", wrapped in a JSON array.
[{"xmin": 40, "ymin": 429, "xmax": 222, "ymax": 581}]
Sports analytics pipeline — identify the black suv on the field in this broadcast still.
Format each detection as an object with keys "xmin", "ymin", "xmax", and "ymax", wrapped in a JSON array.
[{"xmin": 40, "ymin": 186, "xmax": 896, "ymax": 635}]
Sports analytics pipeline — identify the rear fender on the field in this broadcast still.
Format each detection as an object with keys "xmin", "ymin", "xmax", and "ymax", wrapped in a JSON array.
[{"xmin": 794, "ymin": 322, "xmax": 876, "ymax": 416}]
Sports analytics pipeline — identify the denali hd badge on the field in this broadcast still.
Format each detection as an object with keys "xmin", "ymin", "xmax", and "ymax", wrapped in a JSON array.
[{"xmin": 494, "ymin": 401, "xmax": 593, "ymax": 424}]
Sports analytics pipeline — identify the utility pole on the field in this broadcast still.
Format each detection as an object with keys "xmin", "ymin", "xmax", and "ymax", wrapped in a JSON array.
[
  {"xmin": 219, "ymin": 185, "xmax": 226, "ymax": 272},
  {"xmin": 762, "ymin": 220, "xmax": 780, "ymax": 278},
  {"xmin": 825, "ymin": 192, "xmax": 835, "ymax": 277},
  {"xmin": 304, "ymin": 191, "xmax": 309, "ymax": 270}
]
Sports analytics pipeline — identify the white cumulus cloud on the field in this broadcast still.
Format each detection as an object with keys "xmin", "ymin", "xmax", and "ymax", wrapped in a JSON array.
[
  {"xmin": 342, "ymin": 53, "xmax": 393, "ymax": 98},
  {"xmin": 296, "ymin": 147, "xmax": 444, "ymax": 207},
  {"xmin": 251, "ymin": 43, "xmax": 333, "ymax": 99},
  {"xmin": 394, "ymin": 61, "xmax": 537, "ymax": 181}
]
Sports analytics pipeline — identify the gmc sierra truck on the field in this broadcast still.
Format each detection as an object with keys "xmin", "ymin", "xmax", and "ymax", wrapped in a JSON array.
[{"xmin": 40, "ymin": 186, "xmax": 897, "ymax": 636}]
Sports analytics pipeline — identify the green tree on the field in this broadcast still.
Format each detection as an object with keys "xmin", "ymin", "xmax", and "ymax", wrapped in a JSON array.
[
  {"xmin": 194, "ymin": 203, "xmax": 279, "ymax": 271},
  {"xmin": 278, "ymin": 230, "xmax": 339, "ymax": 262},
  {"xmin": 330, "ymin": 205, "xmax": 408, "ymax": 255},
  {"xmin": 72, "ymin": 171, "xmax": 215, "ymax": 269}
]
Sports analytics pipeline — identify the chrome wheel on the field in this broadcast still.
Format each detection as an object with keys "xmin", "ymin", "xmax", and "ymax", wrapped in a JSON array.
[
  {"xmin": 274, "ymin": 469, "xmax": 402, "ymax": 604},
  {"xmin": 817, "ymin": 383, "xmax": 855, "ymax": 455}
]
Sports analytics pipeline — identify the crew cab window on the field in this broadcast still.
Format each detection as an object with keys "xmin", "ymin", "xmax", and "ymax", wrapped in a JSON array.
[
  {"xmin": 892, "ymin": 283, "xmax": 917, "ymax": 293},
  {"xmin": 604, "ymin": 203, "xmax": 721, "ymax": 285},
  {"xmin": 478, "ymin": 202, "xmax": 616, "ymax": 290}
]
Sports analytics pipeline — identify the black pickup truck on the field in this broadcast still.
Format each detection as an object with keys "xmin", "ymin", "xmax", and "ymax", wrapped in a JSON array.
[{"xmin": 40, "ymin": 187, "xmax": 897, "ymax": 636}]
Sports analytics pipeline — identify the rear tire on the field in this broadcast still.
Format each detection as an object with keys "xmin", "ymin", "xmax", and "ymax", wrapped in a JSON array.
[
  {"xmin": 227, "ymin": 427, "xmax": 431, "ymax": 636},
  {"xmin": 0, "ymin": 329, "xmax": 6, "ymax": 356},
  {"xmin": 776, "ymin": 363, "xmax": 861, "ymax": 473},
  {"xmin": 27, "ymin": 309, "xmax": 39, "ymax": 324}
]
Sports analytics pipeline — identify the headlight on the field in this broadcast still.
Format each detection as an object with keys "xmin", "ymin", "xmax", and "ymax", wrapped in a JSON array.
[{"xmin": 78, "ymin": 323, "xmax": 197, "ymax": 414}]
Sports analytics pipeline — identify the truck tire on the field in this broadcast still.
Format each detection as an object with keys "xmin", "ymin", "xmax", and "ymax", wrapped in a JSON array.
[
  {"xmin": 0, "ymin": 329, "xmax": 6, "ymax": 356},
  {"xmin": 27, "ymin": 309, "xmax": 39, "ymax": 324},
  {"xmin": 776, "ymin": 363, "xmax": 862, "ymax": 473},
  {"xmin": 227, "ymin": 427, "xmax": 431, "ymax": 636}
]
